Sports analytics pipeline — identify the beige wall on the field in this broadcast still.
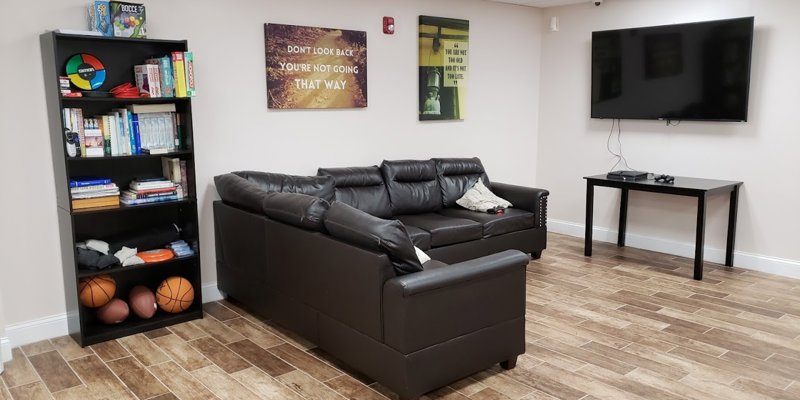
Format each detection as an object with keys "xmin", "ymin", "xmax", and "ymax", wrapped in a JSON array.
[
  {"xmin": 537, "ymin": 0, "xmax": 800, "ymax": 273},
  {"xmin": 0, "ymin": 0, "xmax": 543, "ymax": 326}
]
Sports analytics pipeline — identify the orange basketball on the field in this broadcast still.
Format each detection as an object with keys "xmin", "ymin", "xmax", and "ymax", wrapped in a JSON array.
[
  {"xmin": 156, "ymin": 276, "xmax": 194, "ymax": 313},
  {"xmin": 78, "ymin": 274, "xmax": 116, "ymax": 308}
]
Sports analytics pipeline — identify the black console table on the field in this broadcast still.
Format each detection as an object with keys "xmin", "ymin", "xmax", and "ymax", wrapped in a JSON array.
[{"xmin": 584, "ymin": 174, "xmax": 742, "ymax": 280}]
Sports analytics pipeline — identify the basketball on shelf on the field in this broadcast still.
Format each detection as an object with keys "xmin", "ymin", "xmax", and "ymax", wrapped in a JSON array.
[
  {"xmin": 78, "ymin": 274, "xmax": 116, "ymax": 308},
  {"xmin": 129, "ymin": 285, "xmax": 157, "ymax": 319},
  {"xmin": 96, "ymin": 298, "xmax": 129, "ymax": 324},
  {"xmin": 156, "ymin": 276, "xmax": 194, "ymax": 313}
]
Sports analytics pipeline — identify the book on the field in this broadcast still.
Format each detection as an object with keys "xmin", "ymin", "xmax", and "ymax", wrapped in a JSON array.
[
  {"xmin": 105, "ymin": 113, "xmax": 119, "ymax": 156},
  {"xmin": 100, "ymin": 115, "xmax": 112, "ymax": 156},
  {"xmin": 70, "ymin": 183, "xmax": 118, "ymax": 193},
  {"xmin": 179, "ymin": 160, "xmax": 189, "ymax": 196},
  {"xmin": 130, "ymin": 113, "xmax": 141, "ymax": 154},
  {"xmin": 171, "ymin": 52, "xmax": 187, "ymax": 97},
  {"xmin": 121, "ymin": 190, "xmax": 175, "ymax": 199},
  {"xmin": 83, "ymin": 118, "xmax": 104, "ymax": 157},
  {"xmin": 120, "ymin": 194, "xmax": 178, "ymax": 205},
  {"xmin": 161, "ymin": 157, "xmax": 183, "ymax": 199},
  {"xmin": 88, "ymin": 1, "xmax": 113, "ymax": 37},
  {"xmin": 127, "ymin": 103, "xmax": 176, "ymax": 114},
  {"xmin": 72, "ymin": 195, "xmax": 120, "ymax": 210},
  {"xmin": 184, "ymin": 51, "xmax": 195, "ymax": 97},
  {"xmin": 148, "ymin": 64, "xmax": 162, "ymax": 97},
  {"xmin": 146, "ymin": 56, "xmax": 174, "ymax": 98},
  {"xmin": 134, "ymin": 65, "xmax": 154, "ymax": 97},
  {"xmin": 69, "ymin": 178, "xmax": 112, "ymax": 188},
  {"xmin": 130, "ymin": 178, "xmax": 175, "ymax": 190},
  {"xmin": 71, "ymin": 189, "xmax": 120, "ymax": 199},
  {"xmin": 110, "ymin": 1, "xmax": 146, "ymax": 38}
]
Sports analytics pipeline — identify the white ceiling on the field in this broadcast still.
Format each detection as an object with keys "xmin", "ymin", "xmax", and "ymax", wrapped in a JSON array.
[{"xmin": 487, "ymin": 0, "xmax": 590, "ymax": 8}]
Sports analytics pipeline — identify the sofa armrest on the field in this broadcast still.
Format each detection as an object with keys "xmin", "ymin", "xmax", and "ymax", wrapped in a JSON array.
[
  {"xmin": 383, "ymin": 250, "xmax": 529, "ymax": 354},
  {"xmin": 492, "ymin": 182, "xmax": 549, "ymax": 228}
]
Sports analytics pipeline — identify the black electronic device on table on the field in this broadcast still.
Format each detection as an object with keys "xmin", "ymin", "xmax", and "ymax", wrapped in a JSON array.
[
  {"xmin": 654, "ymin": 174, "xmax": 675, "ymax": 184},
  {"xmin": 606, "ymin": 170, "xmax": 648, "ymax": 181}
]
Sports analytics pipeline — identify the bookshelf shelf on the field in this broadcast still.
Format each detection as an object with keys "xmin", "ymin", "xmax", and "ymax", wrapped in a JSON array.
[
  {"xmin": 61, "ymin": 96, "xmax": 191, "ymax": 104},
  {"xmin": 70, "ymin": 199, "xmax": 194, "ymax": 216},
  {"xmin": 41, "ymin": 32, "xmax": 202, "ymax": 347},
  {"xmin": 77, "ymin": 254, "xmax": 198, "ymax": 279},
  {"xmin": 66, "ymin": 150, "xmax": 193, "ymax": 162}
]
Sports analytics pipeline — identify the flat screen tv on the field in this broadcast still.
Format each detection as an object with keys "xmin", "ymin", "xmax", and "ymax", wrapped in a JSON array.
[{"xmin": 591, "ymin": 17, "xmax": 754, "ymax": 122}]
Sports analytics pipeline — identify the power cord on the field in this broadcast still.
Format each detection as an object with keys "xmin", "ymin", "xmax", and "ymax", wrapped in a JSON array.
[{"xmin": 606, "ymin": 118, "xmax": 636, "ymax": 172}]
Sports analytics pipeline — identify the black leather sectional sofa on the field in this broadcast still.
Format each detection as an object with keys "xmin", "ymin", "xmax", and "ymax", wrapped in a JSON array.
[{"xmin": 213, "ymin": 158, "xmax": 549, "ymax": 399}]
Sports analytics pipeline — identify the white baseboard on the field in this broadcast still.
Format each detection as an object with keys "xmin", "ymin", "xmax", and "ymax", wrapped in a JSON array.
[
  {"xmin": 548, "ymin": 219, "xmax": 800, "ymax": 279},
  {"xmin": 1, "ymin": 336, "xmax": 11, "ymax": 363},
  {"xmin": 4, "ymin": 281, "xmax": 224, "ymax": 350}
]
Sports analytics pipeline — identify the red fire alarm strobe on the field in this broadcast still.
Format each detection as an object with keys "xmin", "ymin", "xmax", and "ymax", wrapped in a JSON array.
[{"xmin": 383, "ymin": 16, "xmax": 395, "ymax": 34}]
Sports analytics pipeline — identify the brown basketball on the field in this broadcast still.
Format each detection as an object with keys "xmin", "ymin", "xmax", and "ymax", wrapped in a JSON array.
[
  {"xmin": 129, "ymin": 285, "xmax": 157, "ymax": 319},
  {"xmin": 96, "ymin": 298, "xmax": 129, "ymax": 324},
  {"xmin": 156, "ymin": 276, "xmax": 194, "ymax": 313},
  {"xmin": 78, "ymin": 274, "xmax": 116, "ymax": 308}
]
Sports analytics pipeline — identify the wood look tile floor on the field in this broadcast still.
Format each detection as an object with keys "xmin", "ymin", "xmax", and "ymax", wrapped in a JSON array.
[{"xmin": 4, "ymin": 232, "xmax": 800, "ymax": 399}]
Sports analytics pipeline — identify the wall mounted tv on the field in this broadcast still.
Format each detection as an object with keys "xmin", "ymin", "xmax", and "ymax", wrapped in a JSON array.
[{"xmin": 591, "ymin": 17, "xmax": 754, "ymax": 122}]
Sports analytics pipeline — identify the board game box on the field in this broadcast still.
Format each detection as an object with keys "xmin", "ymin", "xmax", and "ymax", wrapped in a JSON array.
[
  {"xmin": 110, "ymin": 1, "xmax": 146, "ymax": 38},
  {"xmin": 88, "ymin": 1, "xmax": 113, "ymax": 36}
]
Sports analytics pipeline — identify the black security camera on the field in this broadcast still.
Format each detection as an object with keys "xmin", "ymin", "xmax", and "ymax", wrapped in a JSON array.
[{"xmin": 594, "ymin": 0, "xmax": 603, "ymax": 5}]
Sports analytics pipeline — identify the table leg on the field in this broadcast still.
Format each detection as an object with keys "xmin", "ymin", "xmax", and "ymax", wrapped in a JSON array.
[
  {"xmin": 725, "ymin": 185, "xmax": 740, "ymax": 267},
  {"xmin": 585, "ymin": 182, "xmax": 594, "ymax": 257},
  {"xmin": 694, "ymin": 195, "xmax": 707, "ymax": 280},
  {"xmin": 618, "ymin": 188, "xmax": 629, "ymax": 247}
]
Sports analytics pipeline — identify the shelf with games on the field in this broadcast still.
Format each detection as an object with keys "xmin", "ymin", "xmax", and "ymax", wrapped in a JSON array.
[{"xmin": 41, "ymin": 31, "xmax": 202, "ymax": 347}]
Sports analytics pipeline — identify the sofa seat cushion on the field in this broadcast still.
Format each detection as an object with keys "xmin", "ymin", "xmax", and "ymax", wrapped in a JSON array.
[
  {"xmin": 405, "ymin": 226, "xmax": 432, "ymax": 250},
  {"xmin": 397, "ymin": 214, "xmax": 483, "ymax": 247},
  {"xmin": 422, "ymin": 259, "xmax": 449, "ymax": 270},
  {"xmin": 438, "ymin": 208, "xmax": 535, "ymax": 238}
]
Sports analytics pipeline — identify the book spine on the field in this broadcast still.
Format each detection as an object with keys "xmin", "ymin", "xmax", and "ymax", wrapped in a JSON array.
[
  {"xmin": 148, "ymin": 64, "xmax": 162, "ymax": 98},
  {"xmin": 160, "ymin": 56, "xmax": 174, "ymax": 97},
  {"xmin": 134, "ymin": 65, "xmax": 151, "ymax": 97},
  {"xmin": 107, "ymin": 113, "xmax": 119, "ymax": 156},
  {"xmin": 179, "ymin": 160, "xmax": 189, "ymax": 197},
  {"xmin": 184, "ymin": 51, "xmax": 195, "ymax": 97},
  {"xmin": 122, "ymin": 194, "xmax": 178, "ymax": 205},
  {"xmin": 69, "ymin": 178, "xmax": 112, "ymax": 188},
  {"xmin": 131, "ymin": 113, "xmax": 141, "ymax": 154},
  {"xmin": 101, "ymin": 115, "xmax": 112, "ymax": 156},
  {"xmin": 70, "ymin": 183, "xmax": 117, "ymax": 193},
  {"xmin": 76, "ymin": 109, "xmax": 86, "ymax": 157},
  {"xmin": 172, "ymin": 52, "xmax": 187, "ymax": 97}
]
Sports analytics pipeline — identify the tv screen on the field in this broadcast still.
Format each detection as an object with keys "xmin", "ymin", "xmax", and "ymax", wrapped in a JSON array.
[{"xmin": 591, "ymin": 17, "xmax": 754, "ymax": 122}]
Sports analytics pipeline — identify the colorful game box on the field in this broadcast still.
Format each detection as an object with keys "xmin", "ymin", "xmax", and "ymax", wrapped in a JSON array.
[
  {"xmin": 88, "ymin": 1, "xmax": 113, "ymax": 37},
  {"xmin": 110, "ymin": 1, "xmax": 146, "ymax": 38}
]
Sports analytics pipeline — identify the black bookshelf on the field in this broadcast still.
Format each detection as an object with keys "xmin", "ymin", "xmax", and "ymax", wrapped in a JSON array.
[{"xmin": 41, "ymin": 32, "xmax": 202, "ymax": 346}]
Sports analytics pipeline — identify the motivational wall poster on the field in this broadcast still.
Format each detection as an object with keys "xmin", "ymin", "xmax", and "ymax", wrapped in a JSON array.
[
  {"xmin": 419, "ymin": 16, "xmax": 469, "ymax": 121},
  {"xmin": 265, "ymin": 23, "xmax": 367, "ymax": 109}
]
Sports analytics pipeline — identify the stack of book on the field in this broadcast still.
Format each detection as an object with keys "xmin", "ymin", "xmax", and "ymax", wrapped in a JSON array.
[
  {"xmin": 134, "ymin": 51, "xmax": 195, "ymax": 98},
  {"xmin": 70, "ymin": 178, "xmax": 120, "ymax": 210},
  {"xmin": 121, "ymin": 178, "xmax": 181, "ymax": 206}
]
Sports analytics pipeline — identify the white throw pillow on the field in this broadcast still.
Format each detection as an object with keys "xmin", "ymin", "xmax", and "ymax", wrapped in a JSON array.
[
  {"xmin": 455, "ymin": 178, "xmax": 512, "ymax": 212},
  {"xmin": 414, "ymin": 246, "xmax": 431, "ymax": 266}
]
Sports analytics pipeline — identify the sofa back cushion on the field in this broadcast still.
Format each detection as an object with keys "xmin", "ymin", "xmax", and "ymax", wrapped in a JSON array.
[
  {"xmin": 324, "ymin": 202, "xmax": 423, "ymax": 275},
  {"xmin": 380, "ymin": 159, "xmax": 442, "ymax": 215},
  {"xmin": 214, "ymin": 173, "xmax": 267, "ymax": 214},
  {"xmin": 261, "ymin": 192, "xmax": 329, "ymax": 231},
  {"xmin": 233, "ymin": 171, "xmax": 335, "ymax": 202},
  {"xmin": 317, "ymin": 166, "xmax": 392, "ymax": 218},
  {"xmin": 433, "ymin": 157, "xmax": 491, "ymax": 208}
]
